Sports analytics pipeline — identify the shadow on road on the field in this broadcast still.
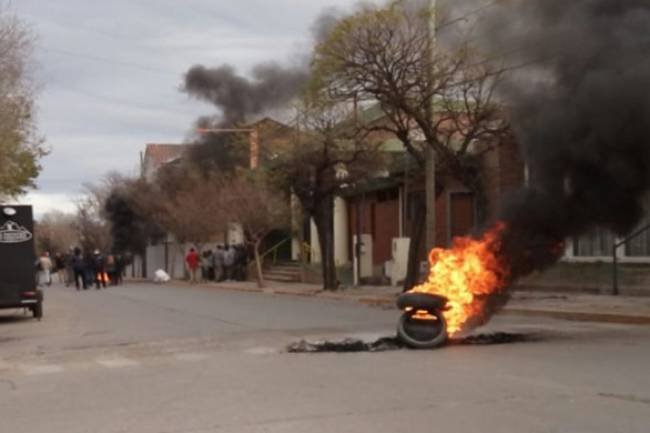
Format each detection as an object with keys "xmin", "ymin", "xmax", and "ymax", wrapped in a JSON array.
[{"xmin": 0, "ymin": 312, "xmax": 35, "ymax": 326}]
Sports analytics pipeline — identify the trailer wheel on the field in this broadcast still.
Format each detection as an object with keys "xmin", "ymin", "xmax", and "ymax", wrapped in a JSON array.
[
  {"xmin": 397, "ymin": 311, "xmax": 447, "ymax": 349},
  {"xmin": 32, "ymin": 302, "xmax": 43, "ymax": 320}
]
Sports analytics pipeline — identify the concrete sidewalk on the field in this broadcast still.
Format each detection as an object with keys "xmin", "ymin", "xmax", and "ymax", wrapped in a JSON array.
[{"xmin": 178, "ymin": 279, "xmax": 650, "ymax": 326}]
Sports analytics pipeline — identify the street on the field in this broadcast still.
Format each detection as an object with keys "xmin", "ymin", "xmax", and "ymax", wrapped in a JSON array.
[{"xmin": 0, "ymin": 282, "xmax": 648, "ymax": 433}]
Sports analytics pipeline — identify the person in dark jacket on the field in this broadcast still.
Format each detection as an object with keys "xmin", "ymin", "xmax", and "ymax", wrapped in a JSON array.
[
  {"xmin": 106, "ymin": 255, "xmax": 117, "ymax": 286},
  {"xmin": 92, "ymin": 250, "xmax": 107, "ymax": 289},
  {"xmin": 83, "ymin": 252, "xmax": 95, "ymax": 288},
  {"xmin": 72, "ymin": 248, "xmax": 87, "ymax": 290},
  {"xmin": 115, "ymin": 254, "xmax": 125, "ymax": 285}
]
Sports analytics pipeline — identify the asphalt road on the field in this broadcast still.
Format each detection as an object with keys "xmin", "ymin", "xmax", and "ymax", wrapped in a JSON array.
[{"xmin": 1, "ymin": 282, "xmax": 649, "ymax": 433}]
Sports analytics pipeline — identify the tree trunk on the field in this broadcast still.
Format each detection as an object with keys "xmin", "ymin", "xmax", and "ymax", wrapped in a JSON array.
[
  {"xmin": 313, "ymin": 196, "xmax": 338, "ymax": 291},
  {"xmin": 141, "ymin": 248, "xmax": 147, "ymax": 279},
  {"xmin": 253, "ymin": 238, "xmax": 265, "ymax": 289},
  {"xmin": 403, "ymin": 199, "xmax": 426, "ymax": 292}
]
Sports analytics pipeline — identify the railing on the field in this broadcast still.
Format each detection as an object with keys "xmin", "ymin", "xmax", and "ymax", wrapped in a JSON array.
[
  {"xmin": 259, "ymin": 237, "xmax": 292, "ymax": 267},
  {"xmin": 612, "ymin": 223, "xmax": 650, "ymax": 295}
]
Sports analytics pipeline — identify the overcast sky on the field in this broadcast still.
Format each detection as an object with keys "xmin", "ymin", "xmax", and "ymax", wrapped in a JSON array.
[{"xmin": 13, "ymin": 0, "xmax": 381, "ymax": 217}]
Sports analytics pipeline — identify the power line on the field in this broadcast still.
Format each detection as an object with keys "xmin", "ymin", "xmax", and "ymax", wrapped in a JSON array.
[{"xmin": 41, "ymin": 46, "xmax": 181, "ymax": 78}]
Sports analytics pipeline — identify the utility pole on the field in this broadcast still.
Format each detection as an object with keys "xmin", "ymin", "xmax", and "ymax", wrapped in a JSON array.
[{"xmin": 425, "ymin": 0, "xmax": 437, "ymax": 251}]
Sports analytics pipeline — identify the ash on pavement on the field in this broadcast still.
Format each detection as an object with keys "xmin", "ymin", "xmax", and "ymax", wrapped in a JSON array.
[{"xmin": 287, "ymin": 332, "xmax": 544, "ymax": 353}]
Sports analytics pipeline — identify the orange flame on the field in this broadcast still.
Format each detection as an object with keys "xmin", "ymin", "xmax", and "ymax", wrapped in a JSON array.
[{"xmin": 409, "ymin": 223, "xmax": 510, "ymax": 336}]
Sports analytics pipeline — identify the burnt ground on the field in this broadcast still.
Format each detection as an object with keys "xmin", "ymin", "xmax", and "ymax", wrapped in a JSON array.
[{"xmin": 286, "ymin": 332, "xmax": 546, "ymax": 353}]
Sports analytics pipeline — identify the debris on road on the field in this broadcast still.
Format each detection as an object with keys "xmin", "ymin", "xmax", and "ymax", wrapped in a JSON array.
[{"xmin": 287, "ymin": 332, "xmax": 542, "ymax": 353}]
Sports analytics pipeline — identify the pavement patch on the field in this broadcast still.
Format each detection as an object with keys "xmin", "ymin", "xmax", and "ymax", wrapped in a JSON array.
[
  {"xmin": 244, "ymin": 347, "xmax": 278, "ymax": 355},
  {"xmin": 96, "ymin": 357, "xmax": 139, "ymax": 369},
  {"xmin": 0, "ymin": 358, "xmax": 11, "ymax": 370},
  {"xmin": 21, "ymin": 364, "xmax": 64, "ymax": 376},
  {"xmin": 174, "ymin": 353, "xmax": 209, "ymax": 362}
]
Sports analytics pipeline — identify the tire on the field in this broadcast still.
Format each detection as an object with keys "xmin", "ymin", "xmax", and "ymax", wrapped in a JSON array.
[
  {"xmin": 396, "ymin": 292, "xmax": 448, "ymax": 312},
  {"xmin": 32, "ymin": 302, "xmax": 43, "ymax": 320},
  {"xmin": 397, "ymin": 311, "xmax": 447, "ymax": 349}
]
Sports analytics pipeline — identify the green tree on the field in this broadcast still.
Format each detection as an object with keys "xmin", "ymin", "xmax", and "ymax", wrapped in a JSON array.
[{"xmin": 0, "ymin": 7, "xmax": 46, "ymax": 198}]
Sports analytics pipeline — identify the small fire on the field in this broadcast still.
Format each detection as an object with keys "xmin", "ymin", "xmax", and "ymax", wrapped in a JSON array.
[{"xmin": 409, "ymin": 223, "xmax": 510, "ymax": 336}]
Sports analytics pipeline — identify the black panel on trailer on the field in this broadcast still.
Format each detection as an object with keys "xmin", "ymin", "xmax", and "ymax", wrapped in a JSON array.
[{"xmin": 0, "ymin": 205, "xmax": 42, "ymax": 319}]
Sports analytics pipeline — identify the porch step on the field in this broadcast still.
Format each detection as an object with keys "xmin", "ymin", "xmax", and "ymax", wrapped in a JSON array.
[{"xmin": 264, "ymin": 261, "xmax": 301, "ymax": 283}]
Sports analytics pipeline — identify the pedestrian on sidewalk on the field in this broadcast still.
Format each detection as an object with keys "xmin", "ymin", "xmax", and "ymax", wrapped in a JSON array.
[
  {"xmin": 200, "ymin": 250, "xmax": 212, "ymax": 282},
  {"xmin": 185, "ymin": 248, "xmax": 200, "ymax": 283},
  {"xmin": 223, "ymin": 245, "xmax": 235, "ymax": 281},
  {"xmin": 213, "ymin": 245, "xmax": 224, "ymax": 282}
]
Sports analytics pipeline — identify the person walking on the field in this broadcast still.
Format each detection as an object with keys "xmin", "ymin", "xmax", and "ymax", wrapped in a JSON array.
[
  {"xmin": 72, "ymin": 248, "xmax": 87, "ymax": 290},
  {"xmin": 92, "ymin": 250, "xmax": 107, "ymax": 289},
  {"xmin": 223, "ymin": 245, "xmax": 235, "ymax": 282},
  {"xmin": 185, "ymin": 248, "xmax": 200, "ymax": 283},
  {"xmin": 64, "ymin": 248, "xmax": 75, "ymax": 287},
  {"xmin": 53, "ymin": 252, "xmax": 65, "ymax": 284},
  {"xmin": 106, "ymin": 255, "xmax": 117, "ymax": 285},
  {"xmin": 36, "ymin": 252, "xmax": 53, "ymax": 287},
  {"xmin": 114, "ymin": 254, "xmax": 125, "ymax": 285}
]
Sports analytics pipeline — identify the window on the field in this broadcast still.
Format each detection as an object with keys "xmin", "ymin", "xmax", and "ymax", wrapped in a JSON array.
[{"xmin": 573, "ymin": 228, "xmax": 614, "ymax": 257}]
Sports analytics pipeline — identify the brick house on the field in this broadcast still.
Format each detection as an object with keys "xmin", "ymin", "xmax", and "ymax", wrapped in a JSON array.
[{"xmin": 303, "ymin": 105, "xmax": 527, "ymax": 285}]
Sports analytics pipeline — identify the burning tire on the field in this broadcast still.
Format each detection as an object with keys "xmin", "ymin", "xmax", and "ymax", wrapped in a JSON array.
[
  {"xmin": 396, "ymin": 293, "xmax": 449, "ymax": 349},
  {"xmin": 397, "ymin": 311, "xmax": 447, "ymax": 349}
]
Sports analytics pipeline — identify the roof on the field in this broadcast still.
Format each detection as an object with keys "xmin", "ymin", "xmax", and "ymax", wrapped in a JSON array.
[{"xmin": 143, "ymin": 144, "xmax": 187, "ymax": 172}]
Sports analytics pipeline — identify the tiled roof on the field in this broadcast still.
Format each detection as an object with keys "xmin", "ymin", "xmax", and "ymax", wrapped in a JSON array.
[{"xmin": 143, "ymin": 144, "xmax": 187, "ymax": 172}]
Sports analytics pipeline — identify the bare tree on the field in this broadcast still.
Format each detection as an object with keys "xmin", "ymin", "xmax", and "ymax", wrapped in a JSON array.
[
  {"xmin": 272, "ymin": 96, "xmax": 384, "ymax": 290},
  {"xmin": 35, "ymin": 211, "xmax": 78, "ymax": 254},
  {"xmin": 147, "ymin": 169, "xmax": 228, "ymax": 277},
  {"xmin": 0, "ymin": 6, "xmax": 46, "ymax": 199},
  {"xmin": 216, "ymin": 173, "xmax": 289, "ymax": 288},
  {"xmin": 311, "ymin": 0, "xmax": 510, "ymax": 289}
]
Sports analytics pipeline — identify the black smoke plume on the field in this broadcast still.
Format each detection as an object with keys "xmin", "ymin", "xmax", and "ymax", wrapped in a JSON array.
[
  {"xmin": 184, "ymin": 63, "xmax": 308, "ymax": 126},
  {"xmin": 477, "ymin": 0, "xmax": 650, "ymax": 280}
]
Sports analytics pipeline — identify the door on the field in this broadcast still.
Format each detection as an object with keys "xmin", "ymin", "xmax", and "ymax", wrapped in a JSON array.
[{"xmin": 449, "ymin": 192, "xmax": 476, "ymax": 241}]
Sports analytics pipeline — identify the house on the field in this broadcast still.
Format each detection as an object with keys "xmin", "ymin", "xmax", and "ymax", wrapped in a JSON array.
[
  {"xmin": 141, "ymin": 143, "xmax": 188, "ymax": 181},
  {"xmin": 301, "ymin": 105, "xmax": 527, "ymax": 285}
]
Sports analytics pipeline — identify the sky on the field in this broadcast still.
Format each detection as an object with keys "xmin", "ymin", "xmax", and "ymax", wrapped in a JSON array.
[{"xmin": 12, "ymin": 0, "xmax": 379, "ymax": 217}]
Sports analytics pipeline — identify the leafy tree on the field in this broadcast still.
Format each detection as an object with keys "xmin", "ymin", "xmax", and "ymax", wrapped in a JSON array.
[
  {"xmin": 0, "ymin": 7, "xmax": 46, "ymax": 198},
  {"xmin": 104, "ymin": 177, "xmax": 164, "ymax": 257}
]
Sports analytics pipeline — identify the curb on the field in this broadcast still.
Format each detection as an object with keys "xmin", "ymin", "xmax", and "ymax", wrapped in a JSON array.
[
  {"xmin": 501, "ymin": 308, "xmax": 650, "ymax": 326},
  {"xmin": 164, "ymin": 280, "xmax": 650, "ymax": 326}
]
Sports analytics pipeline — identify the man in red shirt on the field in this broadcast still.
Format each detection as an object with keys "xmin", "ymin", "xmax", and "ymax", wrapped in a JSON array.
[{"xmin": 185, "ymin": 248, "xmax": 200, "ymax": 283}]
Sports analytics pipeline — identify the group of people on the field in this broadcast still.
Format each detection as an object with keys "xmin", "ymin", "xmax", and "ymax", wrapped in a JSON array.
[
  {"xmin": 35, "ymin": 248, "xmax": 126, "ymax": 290},
  {"xmin": 185, "ymin": 244, "xmax": 250, "ymax": 284}
]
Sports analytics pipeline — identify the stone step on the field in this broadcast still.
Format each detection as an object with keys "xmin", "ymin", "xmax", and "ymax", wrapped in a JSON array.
[
  {"xmin": 264, "ymin": 273, "xmax": 301, "ymax": 282},
  {"xmin": 265, "ymin": 268, "xmax": 300, "ymax": 277}
]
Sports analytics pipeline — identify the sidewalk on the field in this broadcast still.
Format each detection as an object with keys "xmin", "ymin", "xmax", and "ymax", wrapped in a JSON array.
[{"xmin": 194, "ymin": 279, "xmax": 650, "ymax": 326}]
